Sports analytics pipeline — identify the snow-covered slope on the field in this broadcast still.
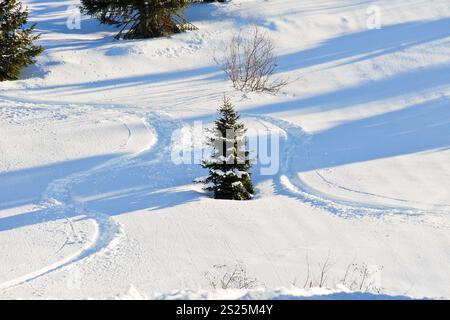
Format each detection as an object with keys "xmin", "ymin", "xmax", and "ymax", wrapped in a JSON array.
[{"xmin": 0, "ymin": 0, "xmax": 449, "ymax": 299}]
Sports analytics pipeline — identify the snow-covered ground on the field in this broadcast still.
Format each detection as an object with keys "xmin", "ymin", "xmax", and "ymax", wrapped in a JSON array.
[
  {"xmin": 0, "ymin": 0, "xmax": 449, "ymax": 299},
  {"xmin": 117, "ymin": 286, "xmax": 415, "ymax": 300}
]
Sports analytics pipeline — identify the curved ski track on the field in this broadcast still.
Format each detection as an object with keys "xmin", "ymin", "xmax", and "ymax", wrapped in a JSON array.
[
  {"xmin": 246, "ymin": 114, "xmax": 448, "ymax": 221},
  {"xmin": 1, "ymin": 110, "xmax": 447, "ymax": 293},
  {"xmin": 0, "ymin": 110, "xmax": 178, "ymax": 293}
]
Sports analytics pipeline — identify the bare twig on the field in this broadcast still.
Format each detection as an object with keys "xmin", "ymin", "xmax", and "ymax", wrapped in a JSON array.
[{"xmin": 205, "ymin": 262, "xmax": 260, "ymax": 290}]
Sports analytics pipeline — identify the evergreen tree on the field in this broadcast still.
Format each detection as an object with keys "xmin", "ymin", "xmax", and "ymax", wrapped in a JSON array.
[
  {"xmin": 202, "ymin": 97, "xmax": 254, "ymax": 200},
  {"xmin": 0, "ymin": 0, "xmax": 43, "ymax": 81},
  {"xmin": 81, "ymin": 0, "xmax": 194, "ymax": 40}
]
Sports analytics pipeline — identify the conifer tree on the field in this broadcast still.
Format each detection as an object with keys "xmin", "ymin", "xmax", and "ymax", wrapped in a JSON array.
[
  {"xmin": 0, "ymin": 0, "xmax": 43, "ymax": 81},
  {"xmin": 81, "ymin": 0, "xmax": 194, "ymax": 40},
  {"xmin": 202, "ymin": 97, "xmax": 254, "ymax": 200}
]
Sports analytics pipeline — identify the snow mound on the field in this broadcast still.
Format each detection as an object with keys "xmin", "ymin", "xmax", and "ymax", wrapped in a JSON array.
[{"xmin": 114, "ymin": 286, "xmax": 417, "ymax": 300}]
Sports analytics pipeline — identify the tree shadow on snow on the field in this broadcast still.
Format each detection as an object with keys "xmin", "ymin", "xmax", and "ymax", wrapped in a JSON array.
[
  {"xmin": 1, "ymin": 97, "xmax": 449, "ymax": 232},
  {"xmin": 277, "ymin": 18, "xmax": 450, "ymax": 72},
  {"xmin": 13, "ymin": 18, "xmax": 450, "ymax": 99},
  {"xmin": 0, "ymin": 153, "xmax": 207, "ymax": 232},
  {"xmin": 2, "ymin": 17, "xmax": 450, "ymax": 231}
]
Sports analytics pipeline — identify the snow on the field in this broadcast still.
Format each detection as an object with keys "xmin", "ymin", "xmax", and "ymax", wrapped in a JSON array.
[
  {"xmin": 115, "ymin": 286, "xmax": 416, "ymax": 300},
  {"xmin": 0, "ymin": 0, "xmax": 449, "ymax": 299}
]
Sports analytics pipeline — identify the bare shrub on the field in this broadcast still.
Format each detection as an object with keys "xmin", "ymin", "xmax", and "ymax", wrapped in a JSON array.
[
  {"xmin": 215, "ymin": 25, "xmax": 287, "ymax": 93},
  {"xmin": 301, "ymin": 253, "xmax": 335, "ymax": 288},
  {"xmin": 204, "ymin": 257, "xmax": 383, "ymax": 294},
  {"xmin": 296, "ymin": 255, "xmax": 384, "ymax": 294},
  {"xmin": 341, "ymin": 261, "xmax": 384, "ymax": 293},
  {"xmin": 205, "ymin": 263, "xmax": 260, "ymax": 290}
]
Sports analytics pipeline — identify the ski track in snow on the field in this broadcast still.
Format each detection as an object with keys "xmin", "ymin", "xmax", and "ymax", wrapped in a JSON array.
[
  {"xmin": 0, "ymin": 108, "xmax": 447, "ymax": 293},
  {"xmin": 0, "ymin": 108, "xmax": 161, "ymax": 293},
  {"xmin": 246, "ymin": 114, "xmax": 449, "ymax": 222}
]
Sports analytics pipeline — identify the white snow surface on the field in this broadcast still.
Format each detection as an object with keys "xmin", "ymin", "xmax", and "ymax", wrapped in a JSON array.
[
  {"xmin": 0, "ymin": 0, "xmax": 449, "ymax": 299},
  {"xmin": 115, "ymin": 286, "xmax": 416, "ymax": 300}
]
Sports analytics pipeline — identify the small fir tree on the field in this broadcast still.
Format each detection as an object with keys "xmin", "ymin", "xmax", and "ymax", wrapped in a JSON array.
[
  {"xmin": 202, "ymin": 97, "xmax": 254, "ymax": 200},
  {"xmin": 0, "ymin": 0, "xmax": 43, "ymax": 81}
]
